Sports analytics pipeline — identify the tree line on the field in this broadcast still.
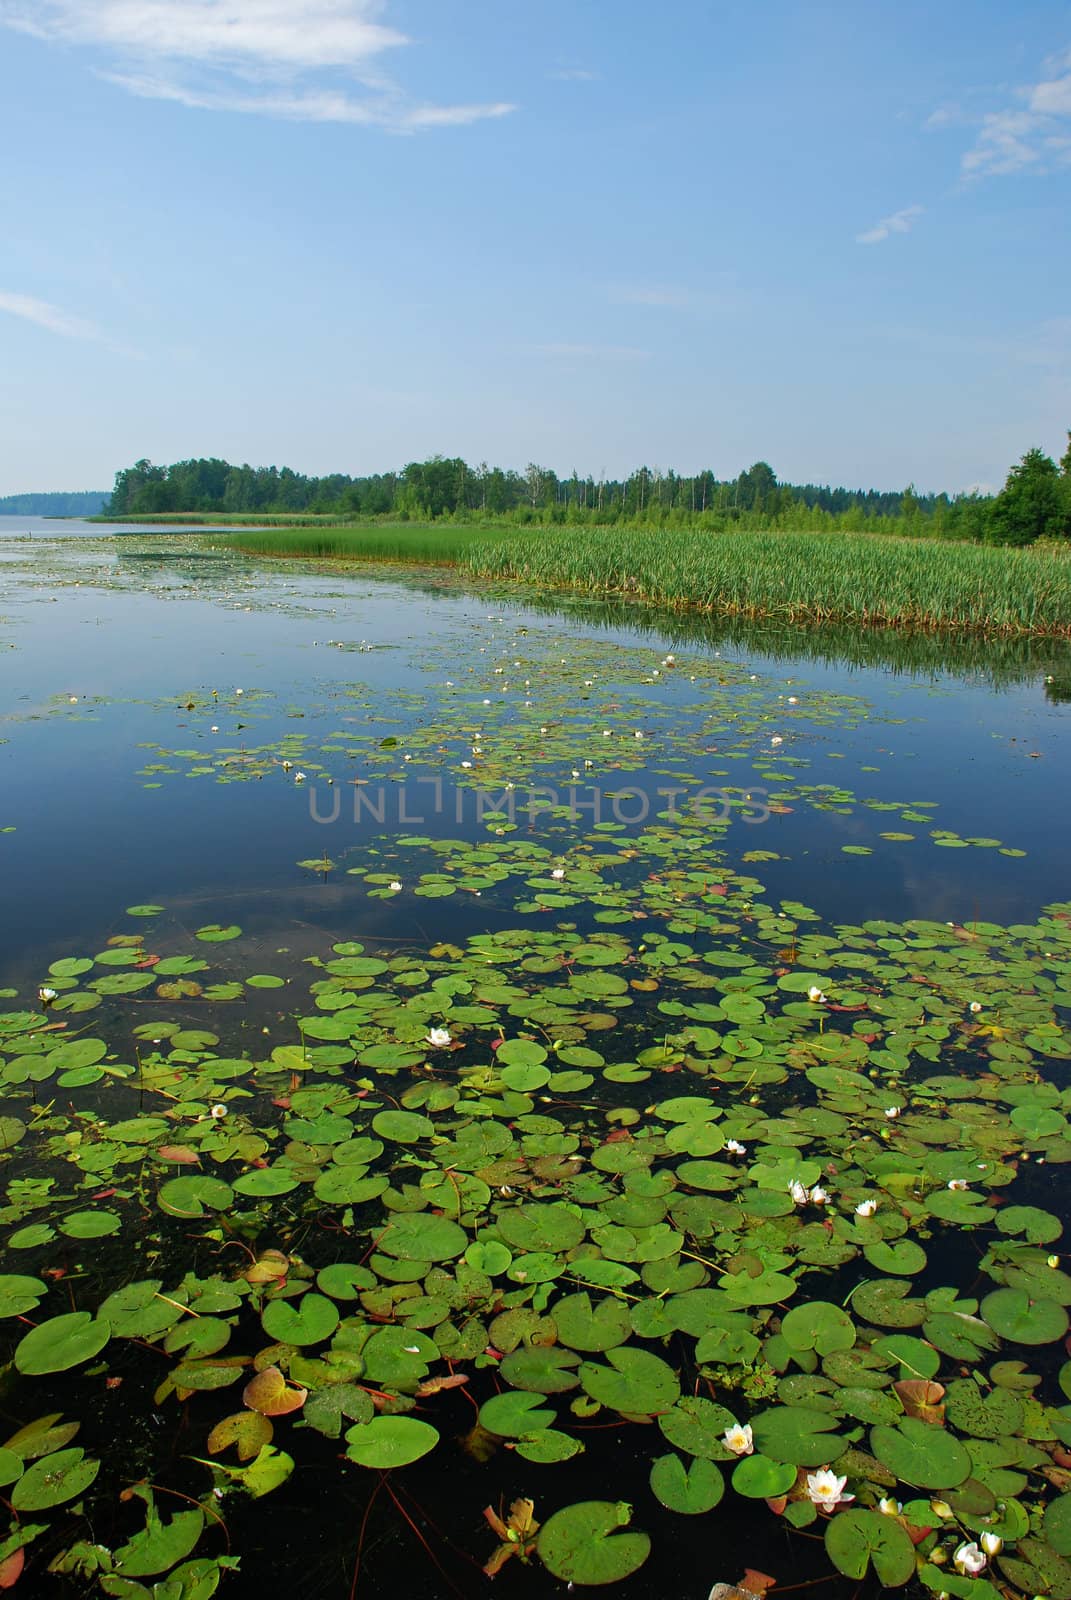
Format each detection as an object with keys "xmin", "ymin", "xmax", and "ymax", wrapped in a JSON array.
[
  {"xmin": 0, "ymin": 490, "xmax": 108, "ymax": 516},
  {"xmin": 104, "ymin": 438, "xmax": 1071, "ymax": 544}
]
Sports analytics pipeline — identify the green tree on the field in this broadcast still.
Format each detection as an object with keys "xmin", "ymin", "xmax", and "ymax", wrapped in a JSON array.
[{"xmin": 986, "ymin": 447, "xmax": 1066, "ymax": 545}]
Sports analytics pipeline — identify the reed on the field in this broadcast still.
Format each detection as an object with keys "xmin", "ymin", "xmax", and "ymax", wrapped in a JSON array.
[{"xmin": 218, "ymin": 523, "xmax": 1071, "ymax": 636}]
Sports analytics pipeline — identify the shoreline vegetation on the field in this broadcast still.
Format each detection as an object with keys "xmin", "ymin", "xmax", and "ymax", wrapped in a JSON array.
[
  {"xmin": 212, "ymin": 523, "xmax": 1071, "ymax": 638},
  {"xmin": 97, "ymin": 435, "xmax": 1071, "ymax": 545}
]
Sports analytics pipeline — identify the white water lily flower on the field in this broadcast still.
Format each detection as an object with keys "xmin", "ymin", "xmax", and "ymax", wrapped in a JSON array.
[
  {"xmin": 806, "ymin": 1469, "xmax": 853, "ymax": 1509},
  {"xmin": 788, "ymin": 695, "xmax": 799, "ymax": 704},
  {"xmin": 726, "ymin": 1139, "xmax": 747, "ymax": 1156},
  {"xmin": 809, "ymin": 1186, "xmax": 830, "ymax": 1207},
  {"xmin": 210, "ymin": 1104, "xmax": 227, "ymax": 1121},
  {"xmin": 770, "ymin": 734, "xmax": 783, "ymax": 745},
  {"xmin": 38, "ymin": 986, "xmax": 57, "ymax": 1006},
  {"xmin": 722, "ymin": 1423, "xmax": 754, "ymax": 1456},
  {"xmin": 979, "ymin": 1532, "xmax": 1002, "ymax": 1557},
  {"xmin": 664, "ymin": 654, "xmax": 675, "ymax": 664},
  {"xmin": 460, "ymin": 761, "xmax": 472, "ymax": 769},
  {"xmin": 634, "ymin": 730, "xmax": 644, "ymax": 739},
  {"xmin": 551, "ymin": 867, "xmax": 566, "ymax": 880},
  {"xmin": 807, "ymin": 986, "xmax": 828, "ymax": 1004},
  {"xmin": 235, "ymin": 688, "xmax": 243, "ymax": 695},
  {"xmin": 294, "ymin": 771, "xmax": 307, "ymax": 782},
  {"xmin": 947, "ymin": 1178, "xmax": 969, "ymax": 1191},
  {"xmin": 425, "ymin": 1028, "xmax": 452, "ymax": 1048},
  {"xmin": 210, "ymin": 725, "xmax": 219, "ymax": 733},
  {"xmin": 884, "ymin": 1106, "xmax": 900, "ymax": 1119},
  {"xmin": 878, "ymin": 1497, "xmax": 902, "ymax": 1516},
  {"xmin": 855, "ymin": 1199, "xmax": 878, "ymax": 1217},
  {"xmin": 389, "ymin": 881, "xmax": 402, "ymax": 892},
  {"xmin": 281, "ymin": 760, "xmax": 293, "ymax": 770},
  {"xmin": 969, "ymin": 1001, "xmax": 982, "ymax": 1013},
  {"xmin": 953, "ymin": 1541, "xmax": 986, "ymax": 1576},
  {"xmin": 789, "ymin": 1180, "xmax": 810, "ymax": 1206}
]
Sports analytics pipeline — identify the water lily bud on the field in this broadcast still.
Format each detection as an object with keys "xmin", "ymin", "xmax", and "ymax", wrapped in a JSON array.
[
  {"xmin": 980, "ymin": 1531, "xmax": 1003, "ymax": 1556},
  {"xmin": 930, "ymin": 1501, "xmax": 954, "ymax": 1520},
  {"xmin": 929, "ymin": 1547, "xmax": 947, "ymax": 1566},
  {"xmin": 1049, "ymin": 1255, "xmax": 1061, "ymax": 1269}
]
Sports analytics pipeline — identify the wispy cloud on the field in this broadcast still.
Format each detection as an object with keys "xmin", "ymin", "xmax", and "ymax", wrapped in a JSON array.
[
  {"xmin": 104, "ymin": 71, "xmax": 515, "ymax": 131},
  {"xmin": 551, "ymin": 67, "xmax": 598, "ymax": 82},
  {"xmin": 0, "ymin": 0, "xmax": 516, "ymax": 132},
  {"xmin": 0, "ymin": 289, "xmax": 101, "ymax": 341},
  {"xmin": 949, "ymin": 46, "xmax": 1071, "ymax": 176},
  {"xmin": 855, "ymin": 205, "xmax": 924, "ymax": 246}
]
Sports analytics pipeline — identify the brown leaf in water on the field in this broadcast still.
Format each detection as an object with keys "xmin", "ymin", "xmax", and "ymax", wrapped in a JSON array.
[
  {"xmin": 158, "ymin": 1145, "xmax": 200, "ymax": 1165},
  {"xmin": 243, "ymin": 1366, "xmax": 307, "ymax": 1417},
  {"xmin": 0, "ymin": 1550, "xmax": 25, "ymax": 1589},
  {"xmin": 894, "ymin": 1379, "xmax": 946, "ymax": 1424},
  {"xmin": 416, "ymin": 1374, "xmax": 469, "ymax": 1396}
]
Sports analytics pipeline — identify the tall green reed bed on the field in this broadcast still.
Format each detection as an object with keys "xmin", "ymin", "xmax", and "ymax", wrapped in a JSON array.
[
  {"xmin": 223, "ymin": 522, "xmax": 508, "ymax": 563},
  {"xmin": 466, "ymin": 528, "xmax": 1071, "ymax": 636},
  {"xmin": 220, "ymin": 524, "xmax": 1071, "ymax": 635}
]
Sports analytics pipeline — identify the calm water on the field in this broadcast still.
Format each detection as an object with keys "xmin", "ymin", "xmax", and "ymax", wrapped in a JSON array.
[
  {"xmin": 3, "ymin": 532, "xmax": 1070, "ymax": 976},
  {"xmin": 3, "ymin": 529, "xmax": 1071, "ymax": 1599}
]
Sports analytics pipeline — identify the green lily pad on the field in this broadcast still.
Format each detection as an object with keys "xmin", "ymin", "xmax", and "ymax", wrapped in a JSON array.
[
  {"xmin": 869, "ymin": 1417, "xmax": 972, "ymax": 1488},
  {"xmin": 731, "ymin": 1454, "xmax": 798, "ymax": 1498},
  {"xmin": 15, "ymin": 1312, "xmax": 111, "ymax": 1375},
  {"xmin": 537, "ymin": 1500, "xmax": 650, "ymax": 1586},
  {"xmin": 10, "ymin": 1447, "xmax": 100, "ymax": 1510},
  {"xmin": 981, "ymin": 1288, "xmax": 1070, "ymax": 1345},
  {"xmin": 649, "ymin": 1453, "xmax": 724, "ymax": 1514},
  {"xmin": 344, "ymin": 1416, "xmax": 439, "ymax": 1468},
  {"xmin": 825, "ymin": 1507, "xmax": 916, "ymax": 1586},
  {"xmin": 580, "ymin": 1348, "xmax": 680, "ymax": 1415},
  {"xmin": 261, "ymin": 1294, "xmax": 339, "ymax": 1347}
]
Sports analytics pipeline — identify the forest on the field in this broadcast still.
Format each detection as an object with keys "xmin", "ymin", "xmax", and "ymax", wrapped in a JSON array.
[
  {"xmin": 0, "ymin": 489, "xmax": 107, "ymax": 516},
  {"xmin": 104, "ymin": 437, "xmax": 1071, "ymax": 544}
]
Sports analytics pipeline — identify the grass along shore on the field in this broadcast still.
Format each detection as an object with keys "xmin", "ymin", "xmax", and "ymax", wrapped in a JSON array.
[{"xmin": 217, "ymin": 523, "xmax": 1071, "ymax": 636}]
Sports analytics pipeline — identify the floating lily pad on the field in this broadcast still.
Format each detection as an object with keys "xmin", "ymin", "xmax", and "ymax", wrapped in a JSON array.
[{"xmin": 537, "ymin": 1500, "xmax": 650, "ymax": 1586}]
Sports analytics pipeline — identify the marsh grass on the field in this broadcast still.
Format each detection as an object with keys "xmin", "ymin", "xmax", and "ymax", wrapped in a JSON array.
[{"xmin": 218, "ymin": 523, "xmax": 1071, "ymax": 635}]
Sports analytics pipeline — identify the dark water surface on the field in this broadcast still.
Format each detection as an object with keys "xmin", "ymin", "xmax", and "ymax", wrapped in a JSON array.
[{"xmin": 2, "ymin": 532, "xmax": 1071, "ymax": 1600}]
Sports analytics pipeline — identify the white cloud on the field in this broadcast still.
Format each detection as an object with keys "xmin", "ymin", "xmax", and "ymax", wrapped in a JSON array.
[
  {"xmin": 551, "ymin": 67, "xmax": 597, "ymax": 82},
  {"xmin": 2, "ymin": 0, "xmax": 404, "ymax": 69},
  {"xmin": 104, "ymin": 71, "xmax": 515, "ymax": 131},
  {"xmin": 0, "ymin": 0, "xmax": 516, "ymax": 132},
  {"xmin": 0, "ymin": 289, "xmax": 101, "ymax": 341},
  {"xmin": 855, "ymin": 205, "xmax": 924, "ymax": 246},
  {"xmin": 957, "ymin": 46, "xmax": 1071, "ymax": 176}
]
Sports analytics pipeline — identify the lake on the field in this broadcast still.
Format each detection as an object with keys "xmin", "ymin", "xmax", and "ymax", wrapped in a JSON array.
[{"xmin": 3, "ymin": 527, "xmax": 1071, "ymax": 1599}]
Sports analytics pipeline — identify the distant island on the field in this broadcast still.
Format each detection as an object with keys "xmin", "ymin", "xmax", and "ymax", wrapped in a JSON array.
[{"xmin": 0, "ymin": 490, "xmax": 108, "ymax": 516}]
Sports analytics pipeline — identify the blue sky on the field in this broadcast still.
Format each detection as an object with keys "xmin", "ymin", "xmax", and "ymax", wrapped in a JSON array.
[{"xmin": 0, "ymin": 0, "xmax": 1069, "ymax": 497}]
